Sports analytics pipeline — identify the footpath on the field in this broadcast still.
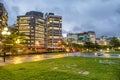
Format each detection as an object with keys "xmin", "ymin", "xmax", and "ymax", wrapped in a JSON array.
[
  {"xmin": 0, "ymin": 53, "xmax": 74, "ymax": 66},
  {"xmin": 0, "ymin": 53, "xmax": 120, "ymax": 66}
]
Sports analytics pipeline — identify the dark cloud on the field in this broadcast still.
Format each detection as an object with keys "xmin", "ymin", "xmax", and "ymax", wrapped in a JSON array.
[
  {"xmin": 72, "ymin": 26, "xmax": 83, "ymax": 33},
  {"xmin": 0, "ymin": 0, "xmax": 4, "ymax": 3},
  {"xmin": 1, "ymin": 0, "xmax": 120, "ymax": 37}
]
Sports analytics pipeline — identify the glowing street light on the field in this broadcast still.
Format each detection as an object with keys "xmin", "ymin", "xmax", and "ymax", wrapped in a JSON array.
[
  {"xmin": 1, "ymin": 27, "xmax": 11, "ymax": 36},
  {"xmin": 1, "ymin": 27, "xmax": 11, "ymax": 62},
  {"xmin": 57, "ymin": 40, "xmax": 62, "ymax": 52},
  {"xmin": 35, "ymin": 41, "xmax": 40, "ymax": 52},
  {"xmin": 16, "ymin": 39, "xmax": 20, "ymax": 44}
]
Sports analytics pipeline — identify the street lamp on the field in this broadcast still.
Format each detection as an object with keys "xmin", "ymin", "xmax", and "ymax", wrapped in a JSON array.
[
  {"xmin": 16, "ymin": 39, "xmax": 20, "ymax": 44},
  {"xmin": 57, "ymin": 40, "xmax": 61, "ymax": 51},
  {"xmin": 35, "ymin": 41, "xmax": 39, "ymax": 52},
  {"xmin": 1, "ymin": 27, "xmax": 11, "ymax": 62}
]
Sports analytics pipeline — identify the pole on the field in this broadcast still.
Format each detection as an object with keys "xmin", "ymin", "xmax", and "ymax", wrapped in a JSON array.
[
  {"xmin": 1, "ymin": 27, "xmax": 11, "ymax": 62},
  {"xmin": 3, "ymin": 51, "xmax": 6, "ymax": 62},
  {"xmin": 2, "ymin": 42, "xmax": 6, "ymax": 62},
  {"xmin": 3, "ymin": 38, "xmax": 6, "ymax": 62}
]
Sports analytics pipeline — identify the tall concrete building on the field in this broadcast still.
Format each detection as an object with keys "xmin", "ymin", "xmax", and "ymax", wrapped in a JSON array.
[
  {"xmin": 45, "ymin": 13, "xmax": 62, "ymax": 51},
  {"xmin": 16, "ymin": 11, "xmax": 45, "ymax": 49},
  {"xmin": 16, "ymin": 11, "xmax": 62, "ymax": 51},
  {"xmin": 0, "ymin": 3, "xmax": 8, "ymax": 30}
]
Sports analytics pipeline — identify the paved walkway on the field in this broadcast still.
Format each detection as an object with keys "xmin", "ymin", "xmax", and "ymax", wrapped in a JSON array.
[
  {"xmin": 0, "ymin": 53, "xmax": 74, "ymax": 66},
  {"xmin": 0, "ymin": 53, "xmax": 120, "ymax": 66}
]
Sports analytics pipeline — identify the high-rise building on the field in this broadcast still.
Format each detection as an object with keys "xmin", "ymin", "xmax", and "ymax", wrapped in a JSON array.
[
  {"xmin": 45, "ymin": 13, "xmax": 62, "ymax": 51},
  {"xmin": 16, "ymin": 11, "xmax": 62, "ymax": 51},
  {"xmin": 0, "ymin": 3, "xmax": 8, "ymax": 30},
  {"xmin": 16, "ymin": 11, "xmax": 45, "ymax": 49}
]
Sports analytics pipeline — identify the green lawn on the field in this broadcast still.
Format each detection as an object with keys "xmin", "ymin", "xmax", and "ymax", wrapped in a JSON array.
[
  {"xmin": 107, "ymin": 51, "xmax": 120, "ymax": 54},
  {"xmin": 45, "ymin": 52, "xmax": 68, "ymax": 55},
  {"xmin": 0, "ymin": 57, "xmax": 120, "ymax": 80}
]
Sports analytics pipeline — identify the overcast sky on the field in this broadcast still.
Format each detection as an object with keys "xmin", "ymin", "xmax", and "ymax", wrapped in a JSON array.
[{"xmin": 1, "ymin": 0, "xmax": 120, "ymax": 37}]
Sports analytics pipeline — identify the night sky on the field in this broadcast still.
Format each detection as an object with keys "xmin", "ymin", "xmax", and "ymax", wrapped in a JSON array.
[{"xmin": 1, "ymin": 0, "xmax": 120, "ymax": 37}]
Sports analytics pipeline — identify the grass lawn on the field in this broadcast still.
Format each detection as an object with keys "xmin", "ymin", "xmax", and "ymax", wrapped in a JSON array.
[
  {"xmin": 107, "ymin": 51, "xmax": 120, "ymax": 54},
  {"xmin": 45, "ymin": 52, "xmax": 68, "ymax": 55},
  {"xmin": 0, "ymin": 57, "xmax": 120, "ymax": 80},
  {"xmin": 81, "ymin": 52, "xmax": 94, "ymax": 54}
]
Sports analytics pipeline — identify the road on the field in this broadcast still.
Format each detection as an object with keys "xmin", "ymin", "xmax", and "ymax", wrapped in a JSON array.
[{"xmin": 0, "ymin": 53, "xmax": 120, "ymax": 66}]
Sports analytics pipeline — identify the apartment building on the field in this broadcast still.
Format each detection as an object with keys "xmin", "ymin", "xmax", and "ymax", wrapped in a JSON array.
[
  {"xmin": 16, "ymin": 11, "xmax": 45, "ymax": 49},
  {"xmin": 0, "ymin": 3, "xmax": 8, "ymax": 30},
  {"xmin": 67, "ymin": 31, "xmax": 96, "ymax": 44},
  {"xmin": 45, "ymin": 13, "xmax": 62, "ymax": 51}
]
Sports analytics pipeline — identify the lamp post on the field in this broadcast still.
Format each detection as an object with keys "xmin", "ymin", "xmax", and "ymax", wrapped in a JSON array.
[
  {"xmin": 16, "ymin": 39, "xmax": 20, "ymax": 44},
  {"xmin": 35, "ymin": 41, "xmax": 39, "ymax": 53},
  {"xmin": 57, "ymin": 40, "xmax": 62, "ymax": 52},
  {"xmin": 1, "ymin": 27, "xmax": 11, "ymax": 62}
]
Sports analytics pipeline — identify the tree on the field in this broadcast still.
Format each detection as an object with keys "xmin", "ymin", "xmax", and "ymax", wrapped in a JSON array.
[
  {"xmin": 109, "ymin": 37, "xmax": 120, "ymax": 50},
  {"xmin": 94, "ymin": 42, "xmax": 101, "ymax": 51},
  {"xmin": 1, "ymin": 27, "xmax": 28, "ymax": 55},
  {"xmin": 84, "ymin": 41, "xmax": 94, "ymax": 52},
  {"xmin": 66, "ymin": 38, "xmax": 74, "ymax": 52},
  {"xmin": 71, "ymin": 43, "xmax": 84, "ymax": 52}
]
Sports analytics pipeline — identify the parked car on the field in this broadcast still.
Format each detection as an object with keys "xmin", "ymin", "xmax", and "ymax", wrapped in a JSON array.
[{"xmin": 94, "ymin": 52, "xmax": 103, "ymax": 56}]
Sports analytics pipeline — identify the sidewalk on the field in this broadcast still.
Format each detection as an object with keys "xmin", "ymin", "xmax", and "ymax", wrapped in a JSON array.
[
  {"xmin": 1, "ymin": 53, "xmax": 119, "ymax": 66},
  {"xmin": 0, "ymin": 53, "xmax": 69, "ymax": 66}
]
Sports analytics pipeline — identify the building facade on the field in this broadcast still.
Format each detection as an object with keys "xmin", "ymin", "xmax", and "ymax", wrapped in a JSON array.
[
  {"xmin": 87, "ymin": 31, "xmax": 96, "ymax": 43},
  {"xmin": 16, "ymin": 11, "xmax": 62, "ymax": 51},
  {"xmin": 96, "ymin": 35, "xmax": 108, "ymax": 45},
  {"xmin": 45, "ymin": 13, "xmax": 62, "ymax": 51},
  {"xmin": 16, "ymin": 11, "xmax": 45, "ymax": 49},
  {"xmin": 67, "ymin": 31, "xmax": 96, "ymax": 44},
  {"xmin": 0, "ymin": 3, "xmax": 8, "ymax": 30},
  {"xmin": 78, "ymin": 32, "xmax": 89, "ymax": 44},
  {"xmin": 67, "ymin": 33, "xmax": 78, "ymax": 43}
]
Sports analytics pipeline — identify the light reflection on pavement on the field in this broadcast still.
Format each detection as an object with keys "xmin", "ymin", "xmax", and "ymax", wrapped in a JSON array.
[
  {"xmin": 0, "ymin": 54, "xmax": 69, "ymax": 66},
  {"xmin": 0, "ymin": 53, "xmax": 120, "ymax": 66}
]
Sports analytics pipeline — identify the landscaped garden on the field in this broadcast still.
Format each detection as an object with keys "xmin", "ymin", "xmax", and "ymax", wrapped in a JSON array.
[{"xmin": 0, "ymin": 57, "xmax": 120, "ymax": 80}]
